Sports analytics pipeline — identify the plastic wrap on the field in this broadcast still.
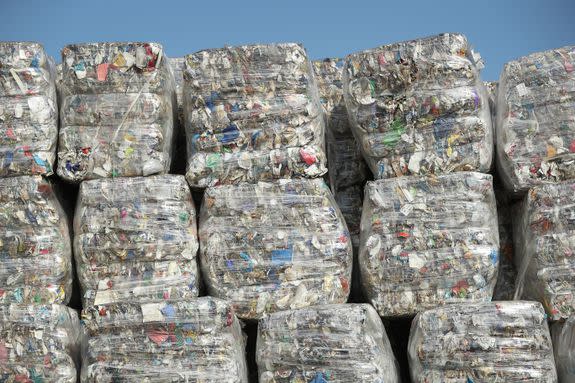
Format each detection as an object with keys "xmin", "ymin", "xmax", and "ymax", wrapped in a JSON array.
[
  {"xmin": 0, "ymin": 176, "xmax": 73, "ymax": 304},
  {"xmin": 343, "ymin": 33, "xmax": 493, "ymax": 179},
  {"xmin": 256, "ymin": 303, "xmax": 400, "ymax": 383},
  {"xmin": 81, "ymin": 297, "xmax": 248, "ymax": 382},
  {"xmin": 183, "ymin": 43, "xmax": 327, "ymax": 188},
  {"xmin": 552, "ymin": 317, "xmax": 575, "ymax": 382},
  {"xmin": 514, "ymin": 180, "xmax": 575, "ymax": 320},
  {"xmin": 57, "ymin": 42, "xmax": 175, "ymax": 182},
  {"xmin": 0, "ymin": 303, "xmax": 80, "ymax": 382},
  {"xmin": 408, "ymin": 301, "xmax": 558, "ymax": 382},
  {"xmin": 73, "ymin": 174, "xmax": 199, "ymax": 307},
  {"xmin": 496, "ymin": 46, "xmax": 575, "ymax": 194},
  {"xmin": 199, "ymin": 178, "xmax": 352, "ymax": 320},
  {"xmin": 0, "ymin": 42, "xmax": 58, "ymax": 176},
  {"xmin": 359, "ymin": 172, "xmax": 499, "ymax": 317}
]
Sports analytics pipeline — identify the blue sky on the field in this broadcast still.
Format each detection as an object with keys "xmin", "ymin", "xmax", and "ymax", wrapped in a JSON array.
[{"xmin": 1, "ymin": 0, "xmax": 573, "ymax": 80}]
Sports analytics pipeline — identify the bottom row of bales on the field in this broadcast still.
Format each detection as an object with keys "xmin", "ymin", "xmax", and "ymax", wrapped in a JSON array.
[{"xmin": 2, "ymin": 301, "xmax": 573, "ymax": 382}]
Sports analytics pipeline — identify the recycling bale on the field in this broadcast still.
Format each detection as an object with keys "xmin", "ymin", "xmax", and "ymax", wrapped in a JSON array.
[
  {"xmin": 183, "ymin": 43, "xmax": 326, "ymax": 187},
  {"xmin": 408, "ymin": 301, "xmax": 558, "ymax": 382},
  {"xmin": 343, "ymin": 33, "xmax": 493, "ymax": 179},
  {"xmin": 0, "ymin": 42, "xmax": 58, "ymax": 176},
  {"xmin": 256, "ymin": 304, "xmax": 400, "ymax": 383},
  {"xmin": 73, "ymin": 174, "xmax": 199, "ymax": 307},
  {"xmin": 552, "ymin": 316, "xmax": 575, "ymax": 383},
  {"xmin": 359, "ymin": 172, "xmax": 499, "ymax": 317},
  {"xmin": 81, "ymin": 297, "xmax": 248, "ymax": 382},
  {"xmin": 496, "ymin": 46, "xmax": 575, "ymax": 194},
  {"xmin": 0, "ymin": 176, "xmax": 73, "ymax": 304},
  {"xmin": 199, "ymin": 178, "xmax": 352, "ymax": 320},
  {"xmin": 514, "ymin": 180, "xmax": 575, "ymax": 321},
  {"xmin": 58, "ymin": 42, "xmax": 175, "ymax": 182}
]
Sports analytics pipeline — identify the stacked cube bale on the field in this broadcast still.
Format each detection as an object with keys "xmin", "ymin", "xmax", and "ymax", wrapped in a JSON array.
[
  {"xmin": 256, "ymin": 304, "xmax": 400, "ymax": 383},
  {"xmin": 408, "ymin": 301, "xmax": 558, "ymax": 382},
  {"xmin": 81, "ymin": 297, "xmax": 248, "ymax": 382},
  {"xmin": 343, "ymin": 33, "xmax": 493, "ymax": 179},
  {"xmin": 552, "ymin": 316, "xmax": 575, "ymax": 383},
  {"xmin": 0, "ymin": 176, "xmax": 72, "ymax": 304},
  {"xmin": 58, "ymin": 42, "xmax": 175, "ymax": 181},
  {"xmin": 183, "ymin": 43, "xmax": 326, "ymax": 187},
  {"xmin": 496, "ymin": 46, "xmax": 575, "ymax": 194},
  {"xmin": 0, "ymin": 303, "xmax": 80, "ymax": 382},
  {"xmin": 359, "ymin": 172, "xmax": 499, "ymax": 317},
  {"xmin": 514, "ymin": 180, "xmax": 575, "ymax": 320},
  {"xmin": 73, "ymin": 175, "xmax": 200, "ymax": 307},
  {"xmin": 0, "ymin": 42, "xmax": 58, "ymax": 176},
  {"xmin": 199, "ymin": 178, "xmax": 352, "ymax": 320}
]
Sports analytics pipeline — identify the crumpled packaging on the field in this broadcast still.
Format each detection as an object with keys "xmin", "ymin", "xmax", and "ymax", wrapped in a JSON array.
[
  {"xmin": 57, "ymin": 42, "xmax": 176, "ymax": 182},
  {"xmin": 0, "ymin": 176, "xmax": 72, "ymax": 304},
  {"xmin": 199, "ymin": 178, "xmax": 352, "ymax": 320},
  {"xmin": 552, "ymin": 316, "xmax": 575, "ymax": 382},
  {"xmin": 514, "ymin": 180, "xmax": 575, "ymax": 321},
  {"xmin": 343, "ymin": 33, "xmax": 493, "ymax": 179},
  {"xmin": 183, "ymin": 43, "xmax": 327, "ymax": 188},
  {"xmin": 81, "ymin": 297, "xmax": 248, "ymax": 382},
  {"xmin": 408, "ymin": 301, "xmax": 558, "ymax": 382},
  {"xmin": 256, "ymin": 303, "xmax": 400, "ymax": 383},
  {"xmin": 496, "ymin": 46, "xmax": 575, "ymax": 194},
  {"xmin": 0, "ymin": 303, "xmax": 80, "ymax": 383},
  {"xmin": 73, "ymin": 175, "xmax": 199, "ymax": 307},
  {"xmin": 0, "ymin": 42, "xmax": 58, "ymax": 176},
  {"xmin": 359, "ymin": 172, "xmax": 499, "ymax": 317}
]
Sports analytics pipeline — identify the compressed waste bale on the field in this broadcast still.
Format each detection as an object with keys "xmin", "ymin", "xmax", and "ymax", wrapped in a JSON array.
[
  {"xmin": 408, "ymin": 301, "xmax": 558, "ymax": 382},
  {"xmin": 81, "ymin": 297, "xmax": 248, "ymax": 382},
  {"xmin": 0, "ymin": 303, "xmax": 80, "ymax": 383},
  {"xmin": 359, "ymin": 172, "xmax": 499, "ymax": 317},
  {"xmin": 496, "ymin": 46, "xmax": 575, "ymax": 194},
  {"xmin": 492, "ymin": 183, "xmax": 517, "ymax": 300},
  {"xmin": 73, "ymin": 174, "xmax": 199, "ymax": 307},
  {"xmin": 183, "ymin": 43, "xmax": 326, "ymax": 187},
  {"xmin": 58, "ymin": 42, "xmax": 175, "ymax": 182},
  {"xmin": 343, "ymin": 33, "xmax": 493, "ymax": 179},
  {"xmin": 0, "ymin": 42, "xmax": 58, "ymax": 176},
  {"xmin": 0, "ymin": 176, "xmax": 72, "ymax": 304},
  {"xmin": 256, "ymin": 303, "xmax": 400, "ymax": 383},
  {"xmin": 514, "ymin": 180, "xmax": 575, "ymax": 320},
  {"xmin": 552, "ymin": 316, "xmax": 575, "ymax": 383},
  {"xmin": 199, "ymin": 178, "xmax": 352, "ymax": 320}
]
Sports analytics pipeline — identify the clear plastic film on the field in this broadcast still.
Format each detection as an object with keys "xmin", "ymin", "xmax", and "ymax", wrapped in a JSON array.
[
  {"xmin": 552, "ymin": 316, "xmax": 575, "ymax": 382},
  {"xmin": 0, "ymin": 303, "xmax": 80, "ymax": 383},
  {"xmin": 81, "ymin": 297, "xmax": 248, "ymax": 382},
  {"xmin": 514, "ymin": 180, "xmax": 575, "ymax": 320},
  {"xmin": 199, "ymin": 178, "xmax": 352, "ymax": 320},
  {"xmin": 183, "ymin": 43, "xmax": 327, "ymax": 188},
  {"xmin": 73, "ymin": 174, "xmax": 199, "ymax": 307},
  {"xmin": 57, "ymin": 42, "xmax": 176, "ymax": 182},
  {"xmin": 343, "ymin": 33, "xmax": 493, "ymax": 179},
  {"xmin": 0, "ymin": 176, "xmax": 73, "ymax": 304},
  {"xmin": 359, "ymin": 172, "xmax": 499, "ymax": 317},
  {"xmin": 408, "ymin": 301, "xmax": 558, "ymax": 382},
  {"xmin": 0, "ymin": 42, "xmax": 58, "ymax": 176},
  {"xmin": 256, "ymin": 303, "xmax": 400, "ymax": 383},
  {"xmin": 496, "ymin": 46, "xmax": 575, "ymax": 194}
]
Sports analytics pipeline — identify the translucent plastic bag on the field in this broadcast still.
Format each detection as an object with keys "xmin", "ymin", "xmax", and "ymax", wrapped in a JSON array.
[
  {"xmin": 0, "ymin": 176, "xmax": 73, "ymax": 304},
  {"xmin": 0, "ymin": 42, "xmax": 58, "ymax": 176},
  {"xmin": 359, "ymin": 172, "xmax": 499, "ymax": 317},
  {"xmin": 256, "ymin": 304, "xmax": 400, "ymax": 383},
  {"xmin": 343, "ymin": 33, "xmax": 492, "ymax": 179},
  {"xmin": 408, "ymin": 301, "xmax": 558, "ymax": 382},
  {"xmin": 183, "ymin": 43, "xmax": 326, "ymax": 187},
  {"xmin": 199, "ymin": 178, "xmax": 352, "ymax": 320},
  {"xmin": 496, "ymin": 46, "xmax": 575, "ymax": 194},
  {"xmin": 58, "ymin": 42, "xmax": 176, "ymax": 182},
  {"xmin": 73, "ymin": 175, "xmax": 199, "ymax": 307}
]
